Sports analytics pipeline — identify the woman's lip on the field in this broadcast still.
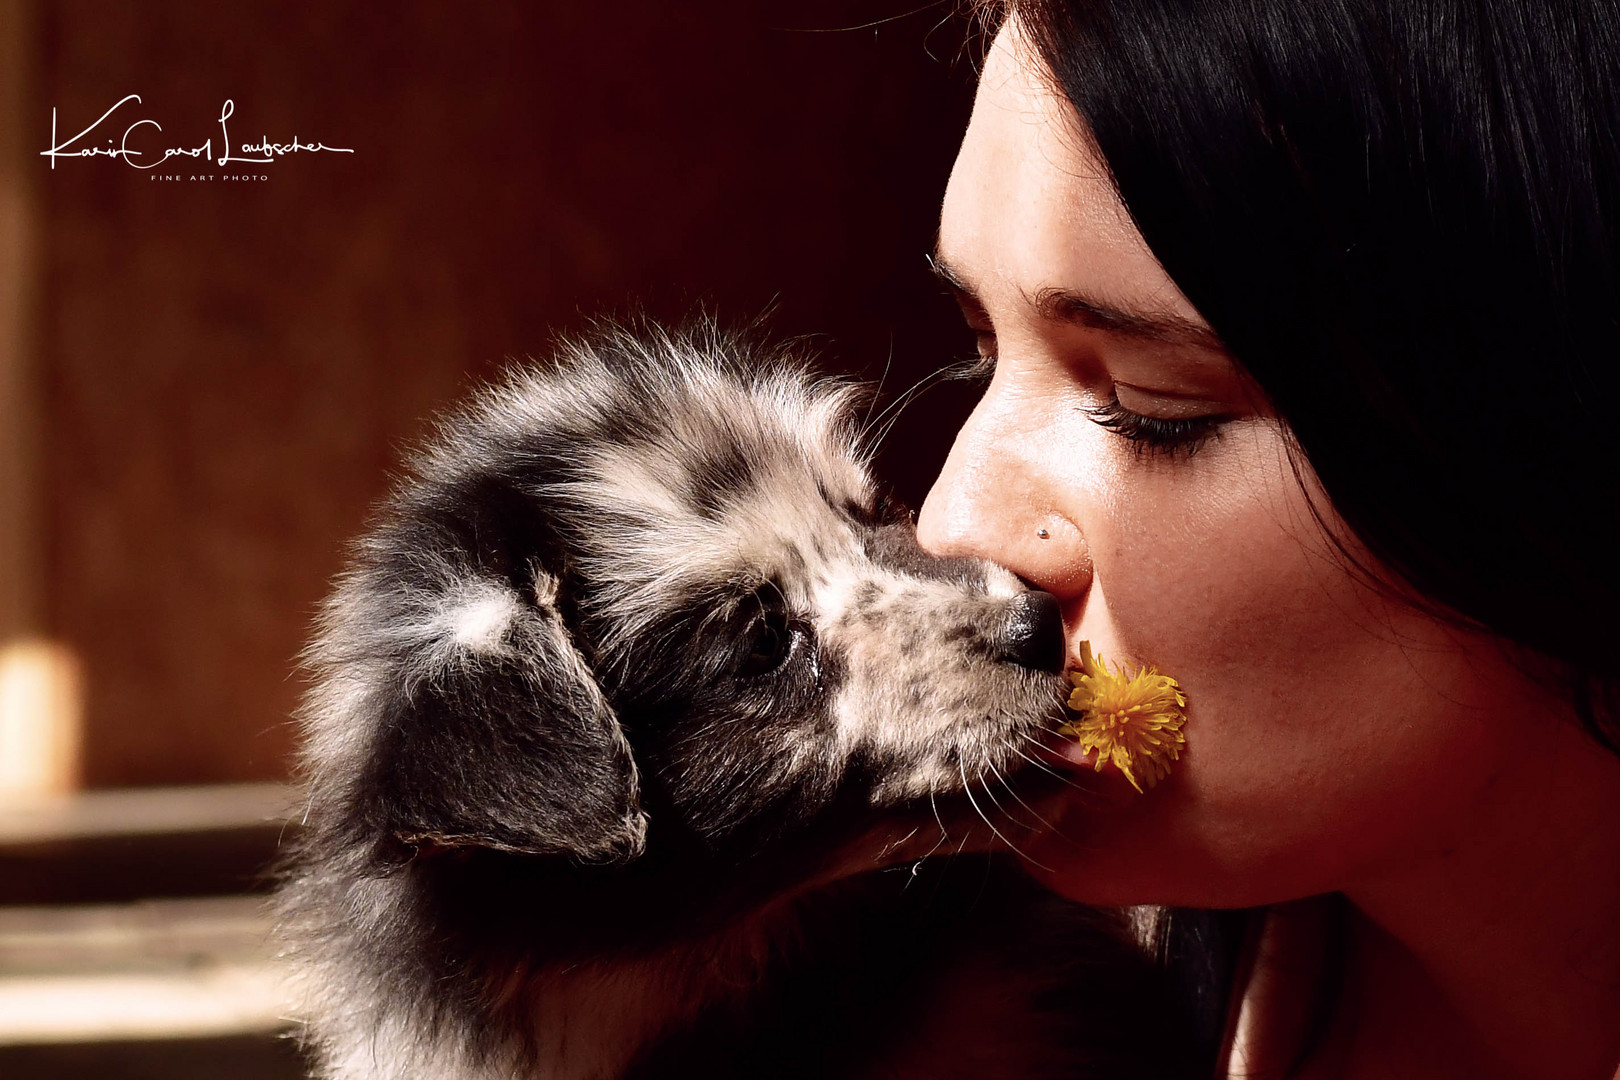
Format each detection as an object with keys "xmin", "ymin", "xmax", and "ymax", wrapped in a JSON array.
[
  {"xmin": 1043, "ymin": 666, "xmax": 1088, "ymax": 772},
  {"xmin": 1034, "ymin": 725, "xmax": 1095, "ymax": 774}
]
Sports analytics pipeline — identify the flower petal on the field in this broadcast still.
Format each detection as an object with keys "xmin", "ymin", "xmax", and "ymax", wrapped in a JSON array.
[{"xmin": 1058, "ymin": 641, "xmax": 1187, "ymax": 794}]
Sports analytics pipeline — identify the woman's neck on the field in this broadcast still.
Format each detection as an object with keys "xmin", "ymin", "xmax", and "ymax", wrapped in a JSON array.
[{"xmin": 1325, "ymin": 717, "xmax": 1620, "ymax": 1080}]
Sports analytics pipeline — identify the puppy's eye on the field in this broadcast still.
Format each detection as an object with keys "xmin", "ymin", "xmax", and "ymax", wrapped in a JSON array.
[{"xmin": 739, "ymin": 612, "xmax": 794, "ymax": 677}]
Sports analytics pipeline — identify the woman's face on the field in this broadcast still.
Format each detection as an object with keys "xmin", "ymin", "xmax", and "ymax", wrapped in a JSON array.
[{"xmin": 920, "ymin": 22, "xmax": 1547, "ymax": 907}]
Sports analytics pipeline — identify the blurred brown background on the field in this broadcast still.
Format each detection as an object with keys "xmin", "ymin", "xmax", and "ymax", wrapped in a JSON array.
[{"xmin": 5, "ymin": 0, "xmax": 985, "ymax": 793}]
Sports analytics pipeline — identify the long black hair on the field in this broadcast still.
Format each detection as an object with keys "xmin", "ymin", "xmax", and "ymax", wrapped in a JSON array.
[{"xmin": 1004, "ymin": 0, "xmax": 1620, "ymax": 751}]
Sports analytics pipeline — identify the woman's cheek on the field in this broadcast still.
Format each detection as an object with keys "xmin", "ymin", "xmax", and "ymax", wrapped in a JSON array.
[
  {"xmin": 1071, "ymin": 433, "xmax": 1298, "ymax": 678},
  {"xmin": 1085, "ymin": 481, "xmax": 1508, "ymax": 895},
  {"xmin": 1061, "ymin": 439, "xmax": 1380, "ymax": 820}
]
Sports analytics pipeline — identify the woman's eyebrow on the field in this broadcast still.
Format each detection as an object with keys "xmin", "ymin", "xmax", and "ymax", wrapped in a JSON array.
[
  {"xmin": 928, "ymin": 250, "xmax": 1225, "ymax": 352},
  {"xmin": 928, "ymin": 253, "xmax": 992, "ymax": 322}
]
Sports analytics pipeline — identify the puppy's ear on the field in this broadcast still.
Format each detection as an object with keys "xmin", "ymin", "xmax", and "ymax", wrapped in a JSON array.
[{"xmin": 332, "ymin": 568, "xmax": 648, "ymax": 866}]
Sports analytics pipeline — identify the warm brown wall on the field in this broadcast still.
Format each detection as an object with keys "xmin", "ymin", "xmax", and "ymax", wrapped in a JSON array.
[
  {"xmin": 2, "ymin": 0, "xmax": 43, "ymax": 643},
  {"xmin": 33, "ymin": 2, "xmax": 984, "ymax": 787}
]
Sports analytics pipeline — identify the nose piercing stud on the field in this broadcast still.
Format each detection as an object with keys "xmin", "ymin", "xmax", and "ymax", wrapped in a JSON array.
[{"xmin": 1037, "ymin": 528, "xmax": 1050, "ymax": 540}]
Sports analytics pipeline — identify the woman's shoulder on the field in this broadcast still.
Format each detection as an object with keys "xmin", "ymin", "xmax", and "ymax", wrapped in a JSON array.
[
  {"xmin": 1212, "ymin": 895, "xmax": 1347, "ymax": 1080},
  {"xmin": 1127, "ymin": 896, "xmax": 1347, "ymax": 1078}
]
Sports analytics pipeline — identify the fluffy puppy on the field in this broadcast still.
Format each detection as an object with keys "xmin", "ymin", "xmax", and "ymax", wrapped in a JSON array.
[{"xmin": 277, "ymin": 323, "xmax": 1198, "ymax": 1080}]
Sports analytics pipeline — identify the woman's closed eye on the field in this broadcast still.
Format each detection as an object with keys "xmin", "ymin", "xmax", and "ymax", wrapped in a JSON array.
[
  {"xmin": 1083, "ymin": 391, "xmax": 1226, "ymax": 459},
  {"xmin": 948, "ymin": 282, "xmax": 1247, "ymax": 460},
  {"xmin": 958, "ymin": 321, "xmax": 1231, "ymax": 459}
]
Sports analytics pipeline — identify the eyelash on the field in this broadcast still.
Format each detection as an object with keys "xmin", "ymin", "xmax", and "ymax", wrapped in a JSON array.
[
  {"xmin": 964, "ymin": 328, "xmax": 1220, "ymax": 460},
  {"xmin": 1083, "ymin": 394, "xmax": 1222, "ymax": 459}
]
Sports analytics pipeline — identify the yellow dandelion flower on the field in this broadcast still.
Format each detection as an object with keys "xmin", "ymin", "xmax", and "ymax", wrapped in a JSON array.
[{"xmin": 1058, "ymin": 641, "xmax": 1187, "ymax": 793}]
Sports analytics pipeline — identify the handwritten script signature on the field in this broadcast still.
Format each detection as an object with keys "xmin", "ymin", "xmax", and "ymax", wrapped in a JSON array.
[{"xmin": 41, "ymin": 95, "xmax": 353, "ymax": 169}]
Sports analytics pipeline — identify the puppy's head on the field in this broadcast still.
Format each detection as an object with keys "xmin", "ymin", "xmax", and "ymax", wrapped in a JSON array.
[{"xmin": 298, "ymin": 323, "xmax": 1069, "ymax": 916}]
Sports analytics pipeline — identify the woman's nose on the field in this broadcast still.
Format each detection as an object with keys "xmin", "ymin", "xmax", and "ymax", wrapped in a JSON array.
[{"xmin": 916, "ymin": 393, "xmax": 1094, "ymax": 601}]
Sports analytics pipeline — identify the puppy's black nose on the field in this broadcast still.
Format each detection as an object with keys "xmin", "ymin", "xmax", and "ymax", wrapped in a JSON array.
[{"xmin": 995, "ymin": 590, "xmax": 1066, "ymax": 673}]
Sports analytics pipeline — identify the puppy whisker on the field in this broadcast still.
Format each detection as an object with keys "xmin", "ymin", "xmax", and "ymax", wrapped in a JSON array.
[
  {"xmin": 974, "ymin": 758, "xmax": 1032, "ymax": 832},
  {"xmin": 957, "ymin": 758, "xmax": 1052, "ymax": 872},
  {"xmin": 984, "ymin": 753, "xmax": 1058, "ymax": 835},
  {"xmin": 927, "ymin": 786, "xmax": 952, "ymax": 847},
  {"xmin": 862, "ymin": 360, "xmax": 982, "ymax": 452},
  {"xmin": 1013, "ymin": 732, "xmax": 1090, "ymax": 791}
]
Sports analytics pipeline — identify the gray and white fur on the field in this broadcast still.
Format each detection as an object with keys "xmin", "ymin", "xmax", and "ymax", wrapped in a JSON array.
[{"xmin": 276, "ymin": 321, "xmax": 1197, "ymax": 1080}]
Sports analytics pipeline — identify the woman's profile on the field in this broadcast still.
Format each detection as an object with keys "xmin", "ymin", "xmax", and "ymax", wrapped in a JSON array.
[{"xmin": 920, "ymin": 1, "xmax": 1620, "ymax": 1076}]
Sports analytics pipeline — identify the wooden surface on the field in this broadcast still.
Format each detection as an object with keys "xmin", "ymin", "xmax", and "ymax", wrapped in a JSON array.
[
  {"xmin": 0, "ymin": 1034, "xmax": 307, "ymax": 1080},
  {"xmin": 0, "ymin": 895, "xmax": 285, "ymax": 1044},
  {"xmin": 0, "ymin": 784, "xmax": 306, "ymax": 1077},
  {"xmin": 0, "ymin": 782, "xmax": 295, "ymax": 845},
  {"xmin": 0, "ymin": 783, "xmax": 296, "ymax": 904}
]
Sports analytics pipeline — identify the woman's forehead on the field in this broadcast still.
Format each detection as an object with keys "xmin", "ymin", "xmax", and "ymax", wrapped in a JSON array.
[{"xmin": 939, "ymin": 21, "xmax": 1209, "ymax": 336}]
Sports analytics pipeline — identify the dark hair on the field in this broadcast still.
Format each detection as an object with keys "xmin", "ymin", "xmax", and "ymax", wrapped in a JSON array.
[{"xmin": 1003, "ymin": 0, "xmax": 1620, "ymax": 751}]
